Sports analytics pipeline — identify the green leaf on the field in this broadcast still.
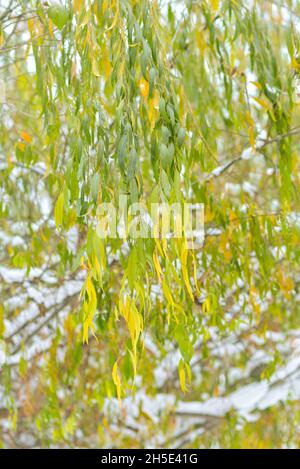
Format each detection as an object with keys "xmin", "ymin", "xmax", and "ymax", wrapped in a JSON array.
[{"xmin": 149, "ymin": 67, "xmax": 156, "ymax": 98}]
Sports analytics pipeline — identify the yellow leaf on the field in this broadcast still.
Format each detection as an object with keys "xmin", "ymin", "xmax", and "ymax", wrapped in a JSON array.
[
  {"xmin": 0, "ymin": 304, "xmax": 5, "ymax": 336},
  {"xmin": 196, "ymin": 30, "xmax": 206, "ymax": 55},
  {"xmin": 284, "ymin": 277, "xmax": 294, "ymax": 293},
  {"xmin": 112, "ymin": 360, "xmax": 122, "ymax": 401},
  {"xmin": 248, "ymin": 126, "xmax": 256, "ymax": 151},
  {"xmin": 89, "ymin": 255, "xmax": 103, "ymax": 288},
  {"xmin": 162, "ymin": 279, "xmax": 175, "ymax": 306},
  {"xmin": 102, "ymin": 0, "xmax": 108, "ymax": 12},
  {"xmin": 17, "ymin": 142, "xmax": 25, "ymax": 152},
  {"xmin": 252, "ymin": 96, "xmax": 272, "ymax": 111},
  {"xmin": 181, "ymin": 247, "xmax": 194, "ymax": 302},
  {"xmin": 103, "ymin": 47, "xmax": 111, "ymax": 80},
  {"xmin": 185, "ymin": 362, "xmax": 192, "ymax": 384},
  {"xmin": 178, "ymin": 359, "xmax": 187, "ymax": 393},
  {"xmin": 85, "ymin": 274, "xmax": 97, "ymax": 311},
  {"xmin": 202, "ymin": 297, "xmax": 211, "ymax": 314},
  {"xmin": 153, "ymin": 248, "xmax": 162, "ymax": 283},
  {"xmin": 65, "ymin": 415, "xmax": 75, "ymax": 435},
  {"xmin": 20, "ymin": 131, "xmax": 32, "ymax": 144},
  {"xmin": 245, "ymin": 111, "xmax": 254, "ymax": 127},
  {"xmin": 106, "ymin": 9, "xmax": 119, "ymax": 31},
  {"xmin": 148, "ymin": 90, "xmax": 159, "ymax": 129},
  {"xmin": 92, "ymin": 56, "xmax": 101, "ymax": 77},
  {"xmin": 129, "ymin": 349, "xmax": 137, "ymax": 378}
]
